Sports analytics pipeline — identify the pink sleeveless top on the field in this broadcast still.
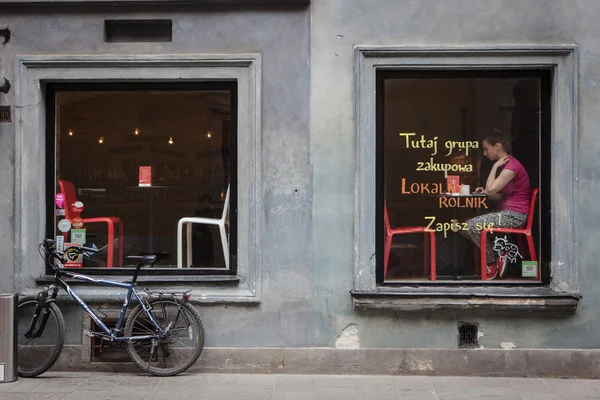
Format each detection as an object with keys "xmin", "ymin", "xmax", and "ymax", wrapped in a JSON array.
[{"xmin": 498, "ymin": 156, "xmax": 531, "ymax": 214}]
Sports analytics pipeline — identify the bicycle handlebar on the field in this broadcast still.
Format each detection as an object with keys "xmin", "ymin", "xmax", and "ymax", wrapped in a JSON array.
[{"xmin": 41, "ymin": 239, "xmax": 99, "ymax": 270}]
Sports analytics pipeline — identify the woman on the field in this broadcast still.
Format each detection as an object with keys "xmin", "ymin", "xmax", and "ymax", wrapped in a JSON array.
[{"xmin": 461, "ymin": 134, "xmax": 531, "ymax": 279}]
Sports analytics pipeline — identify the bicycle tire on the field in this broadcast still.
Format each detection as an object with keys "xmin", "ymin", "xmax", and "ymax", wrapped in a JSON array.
[
  {"xmin": 125, "ymin": 299, "xmax": 205, "ymax": 376},
  {"xmin": 17, "ymin": 297, "xmax": 65, "ymax": 377}
]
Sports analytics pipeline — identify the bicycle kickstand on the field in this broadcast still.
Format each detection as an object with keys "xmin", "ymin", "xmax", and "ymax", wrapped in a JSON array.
[{"xmin": 146, "ymin": 339, "xmax": 157, "ymax": 376}]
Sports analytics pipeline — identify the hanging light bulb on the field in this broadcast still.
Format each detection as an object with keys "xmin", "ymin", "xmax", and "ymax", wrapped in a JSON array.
[
  {"xmin": 97, "ymin": 137, "xmax": 104, "ymax": 144},
  {"xmin": 68, "ymin": 129, "xmax": 74, "ymax": 136},
  {"xmin": 134, "ymin": 128, "xmax": 140, "ymax": 135},
  {"xmin": 168, "ymin": 137, "xmax": 174, "ymax": 145}
]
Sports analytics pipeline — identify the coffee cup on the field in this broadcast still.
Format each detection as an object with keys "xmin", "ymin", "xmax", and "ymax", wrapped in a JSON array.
[{"xmin": 460, "ymin": 185, "xmax": 470, "ymax": 195}]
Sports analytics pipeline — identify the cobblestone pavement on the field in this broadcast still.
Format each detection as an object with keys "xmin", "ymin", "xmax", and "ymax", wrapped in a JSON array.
[{"xmin": 1, "ymin": 371, "xmax": 600, "ymax": 400}]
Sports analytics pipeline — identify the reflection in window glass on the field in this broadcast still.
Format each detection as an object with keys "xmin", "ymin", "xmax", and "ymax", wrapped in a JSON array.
[
  {"xmin": 379, "ymin": 73, "xmax": 548, "ymax": 283},
  {"xmin": 50, "ymin": 86, "xmax": 235, "ymax": 270}
]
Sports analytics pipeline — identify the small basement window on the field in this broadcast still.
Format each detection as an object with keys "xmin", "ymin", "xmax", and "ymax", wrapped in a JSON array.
[{"xmin": 90, "ymin": 318, "xmax": 129, "ymax": 362}]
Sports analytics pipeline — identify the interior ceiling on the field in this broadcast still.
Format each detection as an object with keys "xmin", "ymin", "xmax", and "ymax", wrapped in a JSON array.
[{"xmin": 57, "ymin": 91, "xmax": 230, "ymax": 109}]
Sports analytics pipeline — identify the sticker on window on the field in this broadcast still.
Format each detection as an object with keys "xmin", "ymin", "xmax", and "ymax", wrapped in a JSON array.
[
  {"xmin": 72, "ymin": 217, "xmax": 84, "ymax": 229},
  {"xmin": 57, "ymin": 219, "xmax": 71, "ymax": 233},
  {"xmin": 55, "ymin": 193, "xmax": 65, "ymax": 209},
  {"xmin": 522, "ymin": 261, "xmax": 538, "ymax": 277},
  {"xmin": 493, "ymin": 236, "xmax": 523, "ymax": 264},
  {"xmin": 71, "ymin": 229, "xmax": 86, "ymax": 245},
  {"xmin": 64, "ymin": 244, "xmax": 83, "ymax": 268}
]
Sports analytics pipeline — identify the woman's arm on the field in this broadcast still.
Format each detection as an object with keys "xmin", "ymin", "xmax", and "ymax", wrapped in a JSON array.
[{"xmin": 485, "ymin": 156, "xmax": 516, "ymax": 195}]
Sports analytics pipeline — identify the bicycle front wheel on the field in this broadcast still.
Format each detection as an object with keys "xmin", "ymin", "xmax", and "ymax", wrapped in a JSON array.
[
  {"xmin": 17, "ymin": 297, "xmax": 65, "ymax": 377},
  {"xmin": 125, "ymin": 299, "xmax": 205, "ymax": 376}
]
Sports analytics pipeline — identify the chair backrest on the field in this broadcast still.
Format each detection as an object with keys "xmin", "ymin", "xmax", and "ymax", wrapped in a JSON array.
[
  {"xmin": 383, "ymin": 202, "xmax": 392, "ymax": 237},
  {"xmin": 57, "ymin": 180, "xmax": 81, "ymax": 220},
  {"xmin": 525, "ymin": 188, "xmax": 540, "ymax": 232},
  {"xmin": 221, "ymin": 185, "xmax": 230, "ymax": 221}
]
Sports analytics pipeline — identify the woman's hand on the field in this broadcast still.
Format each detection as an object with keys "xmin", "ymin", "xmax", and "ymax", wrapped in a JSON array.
[
  {"xmin": 474, "ymin": 187, "xmax": 485, "ymax": 194},
  {"xmin": 494, "ymin": 155, "xmax": 510, "ymax": 169}
]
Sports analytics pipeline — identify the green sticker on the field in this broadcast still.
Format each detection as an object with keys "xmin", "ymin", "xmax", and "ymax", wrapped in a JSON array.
[
  {"xmin": 522, "ymin": 261, "xmax": 538, "ymax": 278},
  {"xmin": 70, "ymin": 229, "xmax": 86, "ymax": 245}
]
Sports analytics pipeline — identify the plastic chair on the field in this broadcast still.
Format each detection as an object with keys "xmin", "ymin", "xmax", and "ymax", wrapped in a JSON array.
[
  {"xmin": 384, "ymin": 203, "xmax": 436, "ymax": 281},
  {"xmin": 177, "ymin": 185, "xmax": 230, "ymax": 269},
  {"xmin": 57, "ymin": 180, "xmax": 124, "ymax": 268},
  {"xmin": 480, "ymin": 188, "xmax": 539, "ymax": 280}
]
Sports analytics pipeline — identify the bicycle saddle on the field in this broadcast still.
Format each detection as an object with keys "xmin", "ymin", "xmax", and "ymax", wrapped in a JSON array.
[
  {"xmin": 141, "ymin": 252, "xmax": 170, "ymax": 261},
  {"xmin": 125, "ymin": 255, "xmax": 158, "ymax": 265}
]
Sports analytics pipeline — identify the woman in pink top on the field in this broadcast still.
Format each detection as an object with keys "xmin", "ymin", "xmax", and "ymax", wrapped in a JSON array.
[{"xmin": 460, "ymin": 134, "xmax": 531, "ymax": 279}]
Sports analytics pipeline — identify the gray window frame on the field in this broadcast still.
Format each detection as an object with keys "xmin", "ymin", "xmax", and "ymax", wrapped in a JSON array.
[
  {"xmin": 352, "ymin": 46, "xmax": 579, "ymax": 312},
  {"xmin": 14, "ymin": 54, "xmax": 262, "ymax": 304}
]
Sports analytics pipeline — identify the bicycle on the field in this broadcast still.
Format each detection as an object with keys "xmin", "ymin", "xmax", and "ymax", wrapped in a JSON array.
[{"xmin": 17, "ymin": 239, "xmax": 205, "ymax": 377}]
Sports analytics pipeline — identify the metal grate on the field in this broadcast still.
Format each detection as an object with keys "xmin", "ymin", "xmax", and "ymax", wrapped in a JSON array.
[
  {"xmin": 0, "ymin": 105, "xmax": 11, "ymax": 123},
  {"xmin": 458, "ymin": 322, "xmax": 479, "ymax": 348}
]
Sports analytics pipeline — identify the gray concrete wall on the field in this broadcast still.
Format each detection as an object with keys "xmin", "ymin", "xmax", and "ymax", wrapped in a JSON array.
[
  {"xmin": 310, "ymin": 0, "xmax": 598, "ymax": 350},
  {"xmin": 0, "ymin": 0, "xmax": 598, "ymax": 365},
  {"xmin": 0, "ymin": 4, "xmax": 316, "ymax": 347}
]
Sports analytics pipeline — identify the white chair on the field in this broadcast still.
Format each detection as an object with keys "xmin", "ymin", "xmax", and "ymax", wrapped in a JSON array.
[{"xmin": 177, "ymin": 186, "xmax": 230, "ymax": 268}]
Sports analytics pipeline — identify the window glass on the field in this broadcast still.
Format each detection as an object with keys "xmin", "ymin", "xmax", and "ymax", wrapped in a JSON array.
[
  {"xmin": 49, "ymin": 84, "xmax": 236, "ymax": 272},
  {"xmin": 378, "ymin": 72, "xmax": 549, "ymax": 283}
]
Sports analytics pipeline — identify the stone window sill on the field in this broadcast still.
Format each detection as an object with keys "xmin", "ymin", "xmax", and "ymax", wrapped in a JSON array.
[{"xmin": 351, "ymin": 286, "xmax": 581, "ymax": 313}]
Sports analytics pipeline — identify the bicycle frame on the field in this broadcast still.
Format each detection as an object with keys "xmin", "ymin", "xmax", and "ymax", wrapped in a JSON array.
[{"xmin": 42, "ymin": 269, "xmax": 165, "ymax": 342}]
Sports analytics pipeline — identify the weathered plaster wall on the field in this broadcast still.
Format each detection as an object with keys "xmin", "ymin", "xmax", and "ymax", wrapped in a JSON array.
[
  {"xmin": 310, "ymin": 0, "xmax": 597, "ymax": 350},
  {"xmin": 0, "ymin": 4, "xmax": 317, "ymax": 347},
  {"xmin": 0, "ymin": 0, "xmax": 598, "ymax": 357}
]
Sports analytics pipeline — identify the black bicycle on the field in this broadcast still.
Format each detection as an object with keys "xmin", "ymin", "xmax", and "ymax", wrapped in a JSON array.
[{"xmin": 17, "ymin": 239, "xmax": 205, "ymax": 377}]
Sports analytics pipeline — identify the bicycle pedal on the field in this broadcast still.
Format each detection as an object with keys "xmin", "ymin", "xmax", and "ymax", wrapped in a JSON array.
[{"xmin": 83, "ymin": 329, "xmax": 95, "ymax": 337}]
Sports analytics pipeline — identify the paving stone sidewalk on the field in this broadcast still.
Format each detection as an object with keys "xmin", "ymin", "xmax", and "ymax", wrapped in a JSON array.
[{"xmin": 1, "ymin": 371, "xmax": 600, "ymax": 400}]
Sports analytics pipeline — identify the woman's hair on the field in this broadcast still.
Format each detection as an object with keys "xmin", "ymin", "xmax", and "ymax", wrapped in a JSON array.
[{"xmin": 483, "ymin": 134, "xmax": 512, "ymax": 154}]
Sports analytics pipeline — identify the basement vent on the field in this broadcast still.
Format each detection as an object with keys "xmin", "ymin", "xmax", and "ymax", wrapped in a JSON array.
[
  {"xmin": 0, "ymin": 105, "xmax": 11, "ymax": 123},
  {"xmin": 458, "ymin": 322, "xmax": 479, "ymax": 349},
  {"xmin": 104, "ymin": 19, "xmax": 172, "ymax": 43}
]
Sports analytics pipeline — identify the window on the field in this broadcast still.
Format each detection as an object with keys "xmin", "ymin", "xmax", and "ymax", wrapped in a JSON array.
[
  {"xmin": 16, "ymin": 55, "xmax": 260, "ymax": 302},
  {"xmin": 353, "ymin": 47, "xmax": 579, "ymax": 310},
  {"xmin": 46, "ymin": 82, "xmax": 238, "ymax": 275},
  {"xmin": 376, "ymin": 70, "xmax": 551, "ymax": 284}
]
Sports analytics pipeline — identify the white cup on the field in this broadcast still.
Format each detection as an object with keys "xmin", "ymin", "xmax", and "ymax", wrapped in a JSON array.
[{"xmin": 460, "ymin": 185, "xmax": 470, "ymax": 195}]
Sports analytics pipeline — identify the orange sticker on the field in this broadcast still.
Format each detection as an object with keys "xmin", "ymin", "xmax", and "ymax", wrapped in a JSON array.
[{"xmin": 72, "ymin": 217, "xmax": 84, "ymax": 229}]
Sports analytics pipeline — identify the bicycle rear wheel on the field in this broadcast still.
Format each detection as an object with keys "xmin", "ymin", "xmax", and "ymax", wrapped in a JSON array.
[
  {"xmin": 17, "ymin": 297, "xmax": 65, "ymax": 377},
  {"xmin": 125, "ymin": 299, "xmax": 205, "ymax": 376}
]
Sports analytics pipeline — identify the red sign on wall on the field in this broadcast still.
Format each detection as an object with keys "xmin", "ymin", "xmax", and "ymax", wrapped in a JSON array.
[{"xmin": 139, "ymin": 166, "xmax": 152, "ymax": 187}]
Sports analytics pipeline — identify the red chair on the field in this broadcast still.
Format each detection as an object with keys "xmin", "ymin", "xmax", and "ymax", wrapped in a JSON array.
[
  {"xmin": 480, "ymin": 188, "xmax": 539, "ymax": 280},
  {"xmin": 57, "ymin": 180, "xmax": 124, "ymax": 268},
  {"xmin": 384, "ymin": 204, "xmax": 436, "ymax": 281}
]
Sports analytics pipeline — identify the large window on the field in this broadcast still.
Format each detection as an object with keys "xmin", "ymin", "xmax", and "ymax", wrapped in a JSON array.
[
  {"xmin": 46, "ymin": 82, "xmax": 237, "ymax": 274},
  {"xmin": 376, "ymin": 70, "xmax": 551, "ymax": 284}
]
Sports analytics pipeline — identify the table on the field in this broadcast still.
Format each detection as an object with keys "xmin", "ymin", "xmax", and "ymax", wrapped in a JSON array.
[
  {"xmin": 388, "ymin": 193, "xmax": 491, "ymax": 279},
  {"xmin": 437, "ymin": 193, "xmax": 490, "ymax": 278}
]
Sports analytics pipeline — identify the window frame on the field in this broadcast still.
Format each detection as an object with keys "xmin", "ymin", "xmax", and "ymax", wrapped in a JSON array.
[
  {"xmin": 375, "ymin": 69, "xmax": 552, "ymax": 284},
  {"xmin": 352, "ymin": 46, "xmax": 579, "ymax": 310},
  {"xmin": 45, "ymin": 81, "xmax": 239, "ymax": 276},
  {"xmin": 15, "ymin": 54, "xmax": 262, "ymax": 303}
]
